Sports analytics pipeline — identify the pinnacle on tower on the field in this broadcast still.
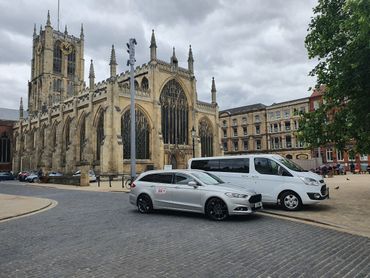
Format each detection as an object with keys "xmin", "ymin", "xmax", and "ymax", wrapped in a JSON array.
[
  {"xmin": 80, "ymin": 23, "xmax": 84, "ymax": 39},
  {"xmin": 89, "ymin": 59, "xmax": 95, "ymax": 78},
  {"xmin": 171, "ymin": 47, "xmax": 178, "ymax": 65},
  {"xmin": 39, "ymin": 24, "xmax": 42, "ymax": 34},
  {"xmin": 211, "ymin": 77, "xmax": 217, "ymax": 104},
  {"xmin": 33, "ymin": 24, "xmax": 37, "ymax": 36},
  {"xmin": 188, "ymin": 45, "xmax": 194, "ymax": 73},
  {"xmin": 150, "ymin": 29, "xmax": 157, "ymax": 48},
  {"xmin": 110, "ymin": 45, "xmax": 117, "ymax": 66},
  {"xmin": 19, "ymin": 97, "xmax": 24, "ymax": 119},
  {"xmin": 89, "ymin": 59, "xmax": 95, "ymax": 90},
  {"xmin": 110, "ymin": 45, "xmax": 118, "ymax": 77},
  {"xmin": 46, "ymin": 10, "xmax": 51, "ymax": 26},
  {"xmin": 64, "ymin": 25, "xmax": 68, "ymax": 35},
  {"xmin": 150, "ymin": 29, "xmax": 157, "ymax": 61}
]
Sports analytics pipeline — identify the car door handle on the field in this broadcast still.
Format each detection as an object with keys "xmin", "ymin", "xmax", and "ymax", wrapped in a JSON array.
[{"xmin": 251, "ymin": 176, "xmax": 259, "ymax": 178}]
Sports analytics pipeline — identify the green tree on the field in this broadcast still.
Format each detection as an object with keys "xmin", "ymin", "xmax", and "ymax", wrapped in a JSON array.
[{"xmin": 299, "ymin": 0, "xmax": 370, "ymax": 153}]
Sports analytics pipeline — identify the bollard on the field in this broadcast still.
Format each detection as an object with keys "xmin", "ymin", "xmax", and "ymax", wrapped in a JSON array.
[
  {"xmin": 109, "ymin": 175, "xmax": 113, "ymax": 187},
  {"xmin": 97, "ymin": 175, "xmax": 100, "ymax": 187}
]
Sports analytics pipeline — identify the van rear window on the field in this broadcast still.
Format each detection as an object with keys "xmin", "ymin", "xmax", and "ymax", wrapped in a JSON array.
[{"xmin": 191, "ymin": 158, "xmax": 249, "ymax": 173}]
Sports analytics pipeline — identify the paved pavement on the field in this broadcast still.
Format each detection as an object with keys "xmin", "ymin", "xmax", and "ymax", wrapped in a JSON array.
[
  {"xmin": 262, "ymin": 174, "xmax": 370, "ymax": 238},
  {"xmin": 1, "ymin": 174, "xmax": 369, "ymax": 238},
  {"xmin": 0, "ymin": 182, "xmax": 369, "ymax": 277}
]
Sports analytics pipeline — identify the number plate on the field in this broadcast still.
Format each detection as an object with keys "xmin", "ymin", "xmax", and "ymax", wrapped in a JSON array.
[{"xmin": 254, "ymin": 202, "xmax": 262, "ymax": 208}]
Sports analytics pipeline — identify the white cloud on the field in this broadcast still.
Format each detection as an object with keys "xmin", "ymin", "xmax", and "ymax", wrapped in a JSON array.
[{"xmin": 0, "ymin": 0, "xmax": 319, "ymax": 111}]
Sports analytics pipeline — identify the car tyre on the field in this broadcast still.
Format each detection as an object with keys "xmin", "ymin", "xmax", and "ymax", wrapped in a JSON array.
[
  {"xmin": 137, "ymin": 194, "xmax": 153, "ymax": 214},
  {"xmin": 205, "ymin": 197, "xmax": 229, "ymax": 221},
  {"xmin": 280, "ymin": 191, "xmax": 302, "ymax": 211}
]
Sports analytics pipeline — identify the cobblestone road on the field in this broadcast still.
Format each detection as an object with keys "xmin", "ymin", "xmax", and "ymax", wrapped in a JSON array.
[{"xmin": 0, "ymin": 183, "xmax": 369, "ymax": 278}]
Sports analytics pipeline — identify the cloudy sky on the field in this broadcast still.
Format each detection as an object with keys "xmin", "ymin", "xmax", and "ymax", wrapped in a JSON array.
[{"xmin": 0, "ymin": 0, "xmax": 319, "ymax": 111}]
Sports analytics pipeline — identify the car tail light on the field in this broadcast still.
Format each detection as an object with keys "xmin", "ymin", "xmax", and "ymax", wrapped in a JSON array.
[{"xmin": 130, "ymin": 182, "xmax": 136, "ymax": 188}]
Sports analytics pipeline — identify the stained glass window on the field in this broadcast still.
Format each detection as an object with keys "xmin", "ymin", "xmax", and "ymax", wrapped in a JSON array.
[
  {"xmin": 122, "ymin": 109, "xmax": 150, "ymax": 159},
  {"xmin": 199, "ymin": 119, "xmax": 213, "ymax": 157},
  {"xmin": 160, "ymin": 79, "xmax": 188, "ymax": 145},
  {"xmin": 53, "ymin": 41, "xmax": 62, "ymax": 73},
  {"xmin": 96, "ymin": 112, "xmax": 104, "ymax": 161}
]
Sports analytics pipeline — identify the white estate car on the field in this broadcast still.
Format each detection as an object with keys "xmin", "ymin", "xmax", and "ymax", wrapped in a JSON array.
[
  {"xmin": 129, "ymin": 170, "xmax": 262, "ymax": 221},
  {"xmin": 189, "ymin": 154, "xmax": 329, "ymax": 211}
]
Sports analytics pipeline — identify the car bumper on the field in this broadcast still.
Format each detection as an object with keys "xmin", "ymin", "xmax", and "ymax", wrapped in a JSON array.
[
  {"xmin": 227, "ymin": 196, "xmax": 263, "ymax": 215},
  {"xmin": 129, "ymin": 193, "xmax": 137, "ymax": 206}
]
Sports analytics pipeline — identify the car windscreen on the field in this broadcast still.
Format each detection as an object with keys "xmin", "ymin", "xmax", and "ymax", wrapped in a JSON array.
[
  {"xmin": 277, "ymin": 157, "xmax": 306, "ymax": 172},
  {"xmin": 191, "ymin": 171, "xmax": 224, "ymax": 185}
]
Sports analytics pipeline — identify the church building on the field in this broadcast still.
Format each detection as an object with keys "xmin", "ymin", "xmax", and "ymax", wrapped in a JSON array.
[{"xmin": 12, "ymin": 12, "xmax": 221, "ymax": 175}]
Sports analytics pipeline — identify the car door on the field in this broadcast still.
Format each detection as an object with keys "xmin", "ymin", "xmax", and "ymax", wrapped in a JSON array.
[
  {"xmin": 150, "ymin": 173, "xmax": 177, "ymax": 209},
  {"xmin": 171, "ymin": 173, "xmax": 203, "ymax": 212},
  {"xmin": 251, "ymin": 157, "xmax": 292, "ymax": 203}
]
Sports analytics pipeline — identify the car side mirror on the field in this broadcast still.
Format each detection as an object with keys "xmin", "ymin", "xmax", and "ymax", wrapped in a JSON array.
[{"xmin": 188, "ymin": 181, "xmax": 198, "ymax": 188}]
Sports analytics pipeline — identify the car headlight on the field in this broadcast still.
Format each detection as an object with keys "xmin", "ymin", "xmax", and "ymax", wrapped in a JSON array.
[
  {"xmin": 225, "ymin": 192, "xmax": 248, "ymax": 198},
  {"xmin": 299, "ymin": 177, "xmax": 320, "ymax": 186}
]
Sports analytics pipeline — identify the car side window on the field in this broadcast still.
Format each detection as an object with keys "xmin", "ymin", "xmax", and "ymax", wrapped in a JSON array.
[
  {"xmin": 254, "ymin": 158, "xmax": 279, "ymax": 175},
  {"xmin": 140, "ymin": 173, "xmax": 173, "ymax": 183},
  {"xmin": 174, "ymin": 174, "xmax": 194, "ymax": 185}
]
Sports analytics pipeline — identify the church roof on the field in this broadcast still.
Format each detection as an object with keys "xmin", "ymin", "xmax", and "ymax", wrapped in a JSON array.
[
  {"xmin": 219, "ymin": 103, "xmax": 266, "ymax": 116},
  {"xmin": 0, "ymin": 107, "xmax": 27, "ymax": 122}
]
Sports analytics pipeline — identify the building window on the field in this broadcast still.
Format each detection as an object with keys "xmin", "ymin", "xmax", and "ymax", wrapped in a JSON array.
[
  {"xmin": 223, "ymin": 141, "xmax": 228, "ymax": 152},
  {"xmin": 255, "ymin": 114, "xmax": 260, "ymax": 122},
  {"xmin": 141, "ymin": 77, "xmax": 149, "ymax": 91},
  {"xmin": 96, "ymin": 112, "xmax": 104, "ymax": 161},
  {"xmin": 360, "ymin": 154, "xmax": 368, "ymax": 161},
  {"xmin": 67, "ymin": 48, "xmax": 75, "ymax": 76},
  {"xmin": 275, "ymin": 111, "xmax": 281, "ymax": 119},
  {"xmin": 67, "ymin": 81, "xmax": 74, "ymax": 96},
  {"xmin": 243, "ymin": 127, "xmax": 248, "ymax": 136},
  {"xmin": 326, "ymin": 148, "xmax": 333, "ymax": 161},
  {"xmin": 268, "ymin": 112, "xmax": 274, "ymax": 120},
  {"xmin": 285, "ymin": 121, "xmax": 291, "ymax": 131},
  {"xmin": 199, "ymin": 119, "xmax": 213, "ymax": 157},
  {"xmin": 222, "ymin": 120, "xmax": 227, "ymax": 127},
  {"xmin": 313, "ymin": 100, "xmax": 320, "ymax": 110},
  {"xmin": 273, "ymin": 123, "xmax": 278, "ymax": 133},
  {"xmin": 293, "ymin": 108, "xmax": 298, "ymax": 116},
  {"xmin": 233, "ymin": 127, "xmax": 238, "ymax": 137},
  {"xmin": 242, "ymin": 117, "xmax": 247, "ymax": 125},
  {"xmin": 294, "ymin": 120, "xmax": 299, "ymax": 130},
  {"xmin": 51, "ymin": 123, "xmax": 58, "ymax": 150},
  {"xmin": 286, "ymin": 136, "xmax": 292, "ymax": 148},
  {"xmin": 299, "ymin": 106, "xmax": 306, "ymax": 114},
  {"xmin": 40, "ymin": 128, "xmax": 45, "ymax": 148},
  {"xmin": 223, "ymin": 129, "xmax": 227, "ymax": 138},
  {"xmin": 232, "ymin": 119, "xmax": 237, "ymax": 126},
  {"xmin": 134, "ymin": 80, "xmax": 139, "ymax": 90},
  {"xmin": 284, "ymin": 110, "xmax": 290, "ymax": 118},
  {"xmin": 53, "ymin": 41, "xmax": 62, "ymax": 74},
  {"xmin": 233, "ymin": 140, "xmax": 238, "ymax": 151},
  {"xmin": 160, "ymin": 79, "xmax": 188, "ymax": 145},
  {"xmin": 0, "ymin": 132, "xmax": 11, "ymax": 163},
  {"xmin": 255, "ymin": 125, "xmax": 260, "ymax": 135},
  {"xmin": 336, "ymin": 150, "xmax": 343, "ymax": 161},
  {"xmin": 243, "ymin": 140, "xmax": 248, "ymax": 151},
  {"xmin": 64, "ymin": 120, "xmax": 71, "ymax": 149},
  {"xmin": 80, "ymin": 116, "xmax": 86, "ymax": 161},
  {"xmin": 53, "ymin": 79, "xmax": 62, "ymax": 92},
  {"xmin": 272, "ymin": 137, "xmax": 281, "ymax": 149},
  {"xmin": 122, "ymin": 109, "xmax": 150, "ymax": 159},
  {"xmin": 256, "ymin": 139, "xmax": 261, "ymax": 150}
]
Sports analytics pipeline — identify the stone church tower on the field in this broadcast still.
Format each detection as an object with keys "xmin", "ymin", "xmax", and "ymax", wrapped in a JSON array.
[
  {"xmin": 13, "ymin": 13, "xmax": 221, "ymax": 175},
  {"xmin": 29, "ymin": 11, "xmax": 84, "ymax": 114}
]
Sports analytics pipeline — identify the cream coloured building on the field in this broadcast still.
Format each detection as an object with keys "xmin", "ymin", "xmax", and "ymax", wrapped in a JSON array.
[{"xmin": 12, "ymin": 13, "xmax": 221, "ymax": 175}]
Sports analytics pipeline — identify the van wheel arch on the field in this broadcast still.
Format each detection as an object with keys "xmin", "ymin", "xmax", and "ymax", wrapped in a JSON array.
[{"xmin": 278, "ymin": 190, "xmax": 302, "ymax": 211}]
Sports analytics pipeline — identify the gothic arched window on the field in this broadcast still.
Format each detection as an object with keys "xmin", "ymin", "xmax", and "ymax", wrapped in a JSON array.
[
  {"xmin": 64, "ymin": 120, "xmax": 71, "ymax": 150},
  {"xmin": 0, "ymin": 132, "xmax": 11, "ymax": 163},
  {"xmin": 51, "ymin": 123, "xmax": 58, "ymax": 150},
  {"xmin": 160, "ymin": 79, "xmax": 188, "ymax": 145},
  {"xmin": 121, "ymin": 109, "xmax": 150, "ymax": 159},
  {"xmin": 53, "ymin": 41, "xmax": 62, "ymax": 74},
  {"xmin": 134, "ymin": 80, "xmax": 139, "ymax": 90},
  {"xmin": 141, "ymin": 77, "xmax": 149, "ymax": 91},
  {"xmin": 80, "ymin": 116, "xmax": 86, "ymax": 161},
  {"xmin": 67, "ymin": 48, "xmax": 75, "ymax": 76},
  {"xmin": 40, "ymin": 127, "xmax": 45, "ymax": 148},
  {"xmin": 96, "ymin": 112, "xmax": 104, "ymax": 161},
  {"xmin": 199, "ymin": 119, "xmax": 214, "ymax": 157}
]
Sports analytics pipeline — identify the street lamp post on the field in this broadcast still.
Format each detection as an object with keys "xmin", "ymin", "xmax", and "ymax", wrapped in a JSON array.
[
  {"xmin": 191, "ymin": 126, "xmax": 196, "ymax": 158},
  {"xmin": 127, "ymin": 38, "xmax": 137, "ymax": 181}
]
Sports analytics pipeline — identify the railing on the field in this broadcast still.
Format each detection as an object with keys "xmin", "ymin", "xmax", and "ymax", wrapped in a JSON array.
[{"xmin": 96, "ymin": 174, "xmax": 133, "ymax": 190}]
